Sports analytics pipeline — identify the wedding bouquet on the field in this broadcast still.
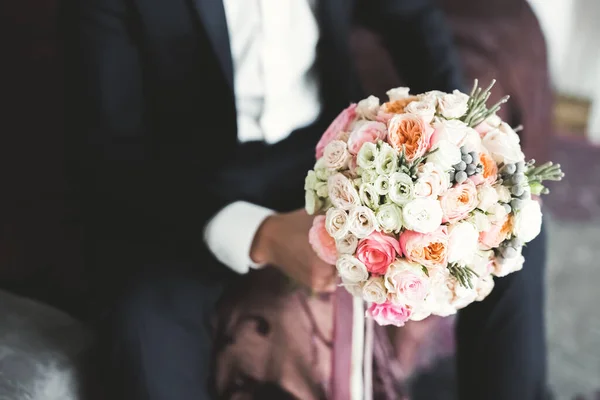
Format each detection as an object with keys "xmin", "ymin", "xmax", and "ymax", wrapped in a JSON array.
[{"xmin": 305, "ymin": 80, "xmax": 564, "ymax": 327}]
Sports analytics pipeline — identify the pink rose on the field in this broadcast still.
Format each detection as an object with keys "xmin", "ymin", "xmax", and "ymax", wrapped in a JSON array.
[
  {"xmin": 367, "ymin": 301, "xmax": 412, "ymax": 327},
  {"xmin": 439, "ymin": 180, "xmax": 478, "ymax": 224},
  {"xmin": 347, "ymin": 121, "xmax": 387, "ymax": 154},
  {"xmin": 356, "ymin": 231, "xmax": 400, "ymax": 275},
  {"xmin": 479, "ymin": 213, "xmax": 512, "ymax": 250},
  {"xmin": 399, "ymin": 226, "xmax": 449, "ymax": 270},
  {"xmin": 308, "ymin": 215, "xmax": 337, "ymax": 265},
  {"xmin": 316, "ymin": 104, "xmax": 358, "ymax": 159},
  {"xmin": 384, "ymin": 259, "xmax": 430, "ymax": 306}
]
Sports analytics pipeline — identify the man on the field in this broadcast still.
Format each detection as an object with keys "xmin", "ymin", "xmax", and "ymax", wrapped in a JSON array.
[{"xmin": 62, "ymin": 0, "xmax": 547, "ymax": 399}]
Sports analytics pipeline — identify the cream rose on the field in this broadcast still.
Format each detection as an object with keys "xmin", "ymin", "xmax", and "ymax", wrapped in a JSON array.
[
  {"xmin": 487, "ymin": 202, "xmax": 508, "ymax": 225},
  {"xmin": 437, "ymin": 90, "xmax": 469, "ymax": 119},
  {"xmin": 449, "ymin": 278, "xmax": 478, "ymax": 310},
  {"xmin": 376, "ymin": 203, "xmax": 404, "ymax": 234},
  {"xmin": 493, "ymin": 254, "xmax": 525, "ymax": 277},
  {"xmin": 402, "ymin": 198, "xmax": 444, "ymax": 234},
  {"xmin": 468, "ymin": 210, "xmax": 492, "ymax": 233},
  {"xmin": 512, "ymin": 199, "xmax": 543, "ymax": 243},
  {"xmin": 323, "ymin": 140, "xmax": 351, "ymax": 170},
  {"xmin": 386, "ymin": 87, "xmax": 411, "ymax": 101},
  {"xmin": 340, "ymin": 278, "xmax": 364, "ymax": 297},
  {"xmin": 470, "ymin": 249, "xmax": 495, "ymax": 276},
  {"xmin": 481, "ymin": 126, "xmax": 525, "ymax": 165},
  {"xmin": 430, "ymin": 118, "xmax": 470, "ymax": 148},
  {"xmin": 328, "ymin": 173, "xmax": 361, "ymax": 211},
  {"xmin": 477, "ymin": 184, "xmax": 499, "ymax": 212},
  {"xmin": 336, "ymin": 254, "xmax": 369, "ymax": 283},
  {"xmin": 439, "ymin": 180, "xmax": 478, "ymax": 224},
  {"xmin": 417, "ymin": 90, "xmax": 445, "ymax": 104},
  {"xmin": 405, "ymin": 100, "xmax": 436, "ymax": 122},
  {"xmin": 325, "ymin": 208, "xmax": 349, "ymax": 240},
  {"xmin": 426, "ymin": 139, "xmax": 462, "ymax": 171},
  {"xmin": 388, "ymin": 172, "xmax": 415, "ymax": 205},
  {"xmin": 375, "ymin": 142, "xmax": 398, "ymax": 176},
  {"xmin": 336, "ymin": 232, "xmax": 359, "ymax": 254},
  {"xmin": 362, "ymin": 276, "xmax": 389, "ymax": 304},
  {"xmin": 475, "ymin": 274, "xmax": 495, "ymax": 301},
  {"xmin": 348, "ymin": 206, "xmax": 378, "ymax": 238},
  {"xmin": 494, "ymin": 183, "xmax": 512, "ymax": 203},
  {"xmin": 356, "ymin": 95, "xmax": 381, "ymax": 120},
  {"xmin": 415, "ymin": 162, "xmax": 451, "ymax": 199},
  {"xmin": 357, "ymin": 142, "xmax": 378, "ymax": 170},
  {"xmin": 447, "ymin": 221, "xmax": 479, "ymax": 264}
]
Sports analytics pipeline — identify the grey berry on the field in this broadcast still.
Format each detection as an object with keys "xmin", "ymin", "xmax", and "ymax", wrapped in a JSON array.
[
  {"xmin": 454, "ymin": 161, "xmax": 467, "ymax": 171},
  {"xmin": 510, "ymin": 198, "xmax": 524, "ymax": 211},
  {"xmin": 466, "ymin": 164, "xmax": 476, "ymax": 176},
  {"xmin": 448, "ymin": 170, "xmax": 455, "ymax": 182},
  {"xmin": 475, "ymin": 165, "xmax": 483, "ymax": 174},
  {"xmin": 504, "ymin": 163, "xmax": 516, "ymax": 174},
  {"xmin": 517, "ymin": 188, "xmax": 531, "ymax": 200},
  {"xmin": 455, "ymin": 171, "xmax": 468, "ymax": 183},
  {"xmin": 511, "ymin": 185, "xmax": 525, "ymax": 196},
  {"xmin": 510, "ymin": 238, "xmax": 523, "ymax": 248},
  {"xmin": 515, "ymin": 161, "xmax": 525, "ymax": 173},
  {"xmin": 461, "ymin": 154, "xmax": 473, "ymax": 164},
  {"xmin": 502, "ymin": 203, "xmax": 512, "ymax": 214},
  {"xmin": 460, "ymin": 146, "xmax": 469, "ymax": 155},
  {"xmin": 514, "ymin": 172, "xmax": 526, "ymax": 183}
]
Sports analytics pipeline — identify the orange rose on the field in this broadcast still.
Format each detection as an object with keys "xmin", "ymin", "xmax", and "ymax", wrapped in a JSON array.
[
  {"xmin": 479, "ymin": 214, "xmax": 513, "ymax": 250},
  {"xmin": 387, "ymin": 114, "xmax": 434, "ymax": 162},
  {"xmin": 382, "ymin": 96, "xmax": 419, "ymax": 114},
  {"xmin": 479, "ymin": 151, "xmax": 498, "ymax": 185}
]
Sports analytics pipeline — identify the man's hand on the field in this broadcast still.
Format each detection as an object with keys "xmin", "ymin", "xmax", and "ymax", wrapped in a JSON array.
[{"xmin": 250, "ymin": 209, "xmax": 337, "ymax": 292}]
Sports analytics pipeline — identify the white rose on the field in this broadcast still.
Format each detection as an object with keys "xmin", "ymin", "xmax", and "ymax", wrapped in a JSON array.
[
  {"xmin": 388, "ymin": 172, "xmax": 415, "ymax": 205},
  {"xmin": 482, "ymin": 127, "xmax": 525, "ymax": 165},
  {"xmin": 493, "ymin": 253, "xmax": 525, "ymax": 277},
  {"xmin": 362, "ymin": 277, "xmax": 388, "ymax": 304},
  {"xmin": 325, "ymin": 208, "xmax": 349, "ymax": 240},
  {"xmin": 360, "ymin": 168, "xmax": 378, "ymax": 184},
  {"xmin": 305, "ymin": 189, "xmax": 322, "ymax": 215},
  {"xmin": 373, "ymin": 175, "xmax": 390, "ymax": 195},
  {"xmin": 314, "ymin": 158, "xmax": 331, "ymax": 181},
  {"xmin": 437, "ymin": 90, "xmax": 470, "ymax": 119},
  {"xmin": 357, "ymin": 142, "xmax": 378, "ymax": 170},
  {"xmin": 376, "ymin": 203, "xmax": 403, "ymax": 234},
  {"xmin": 512, "ymin": 199, "xmax": 542, "ymax": 243},
  {"xmin": 405, "ymin": 100, "xmax": 436, "ymax": 122},
  {"xmin": 417, "ymin": 162, "xmax": 451, "ymax": 195},
  {"xmin": 447, "ymin": 221, "xmax": 479, "ymax": 264},
  {"xmin": 431, "ymin": 118, "xmax": 471, "ymax": 147},
  {"xmin": 461, "ymin": 127, "xmax": 484, "ymax": 153},
  {"xmin": 417, "ymin": 90, "xmax": 445, "ymax": 104},
  {"xmin": 477, "ymin": 184, "xmax": 499, "ymax": 212},
  {"xmin": 356, "ymin": 95, "xmax": 380, "ymax": 120},
  {"xmin": 340, "ymin": 278, "xmax": 364, "ymax": 297},
  {"xmin": 386, "ymin": 87, "xmax": 411, "ymax": 101},
  {"xmin": 348, "ymin": 206, "xmax": 378, "ymax": 238},
  {"xmin": 328, "ymin": 173, "xmax": 361, "ymax": 211},
  {"xmin": 409, "ymin": 306, "xmax": 432, "ymax": 322},
  {"xmin": 487, "ymin": 203, "xmax": 508, "ymax": 225},
  {"xmin": 359, "ymin": 183, "xmax": 380, "ymax": 210},
  {"xmin": 315, "ymin": 181, "xmax": 329, "ymax": 198},
  {"xmin": 323, "ymin": 140, "xmax": 351, "ymax": 170},
  {"xmin": 427, "ymin": 139, "xmax": 462, "ymax": 171},
  {"xmin": 375, "ymin": 142, "xmax": 398, "ymax": 176},
  {"xmin": 424, "ymin": 271, "xmax": 456, "ymax": 317},
  {"xmin": 304, "ymin": 170, "xmax": 318, "ymax": 191},
  {"xmin": 494, "ymin": 183, "xmax": 512, "ymax": 203},
  {"xmin": 468, "ymin": 210, "xmax": 492, "ymax": 233},
  {"xmin": 475, "ymin": 274, "xmax": 495, "ymax": 301},
  {"xmin": 470, "ymin": 249, "xmax": 494, "ymax": 276},
  {"xmin": 449, "ymin": 278, "xmax": 478, "ymax": 310},
  {"xmin": 336, "ymin": 232, "xmax": 358, "ymax": 254},
  {"xmin": 336, "ymin": 254, "xmax": 369, "ymax": 283},
  {"xmin": 402, "ymin": 198, "xmax": 443, "ymax": 233},
  {"xmin": 485, "ymin": 113, "xmax": 502, "ymax": 128}
]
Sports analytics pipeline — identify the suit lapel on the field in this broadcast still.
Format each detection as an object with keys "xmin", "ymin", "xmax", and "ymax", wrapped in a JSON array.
[{"xmin": 190, "ymin": 0, "xmax": 234, "ymax": 91}]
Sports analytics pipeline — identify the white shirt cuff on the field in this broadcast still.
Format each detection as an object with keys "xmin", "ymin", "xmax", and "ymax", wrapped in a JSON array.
[{"xmin": 203, "ymin": 201, "xmax": 275, "ymax": 274}]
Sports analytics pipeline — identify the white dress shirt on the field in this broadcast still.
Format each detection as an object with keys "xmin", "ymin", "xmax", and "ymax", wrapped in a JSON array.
[{"xmin": 203, "ymin": 0, "xmax": 321, "ymax": 274}]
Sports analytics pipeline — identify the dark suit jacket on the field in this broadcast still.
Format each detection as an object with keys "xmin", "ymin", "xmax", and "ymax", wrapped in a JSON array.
[{"xmin": 62, "ymin": 0, "xmax": 463, "ymax": 264}]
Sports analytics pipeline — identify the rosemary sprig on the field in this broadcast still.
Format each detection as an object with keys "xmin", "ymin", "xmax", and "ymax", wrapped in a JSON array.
[
  {"xmin": 448, "ymin": 263, "xmax": 479, "ymax": 289},
  {"xmin": 525, "ymin": 160, "xmax": 565, "ymax": 195},
  {"xmin": 462, "ymin": 79, "xmax": 510, "ymax": 127}
]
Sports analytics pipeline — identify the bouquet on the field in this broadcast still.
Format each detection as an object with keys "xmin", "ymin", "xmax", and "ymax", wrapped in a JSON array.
[{"xmin": 305, "ymin": 80, "xmax": 564, "ymax": 327}]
